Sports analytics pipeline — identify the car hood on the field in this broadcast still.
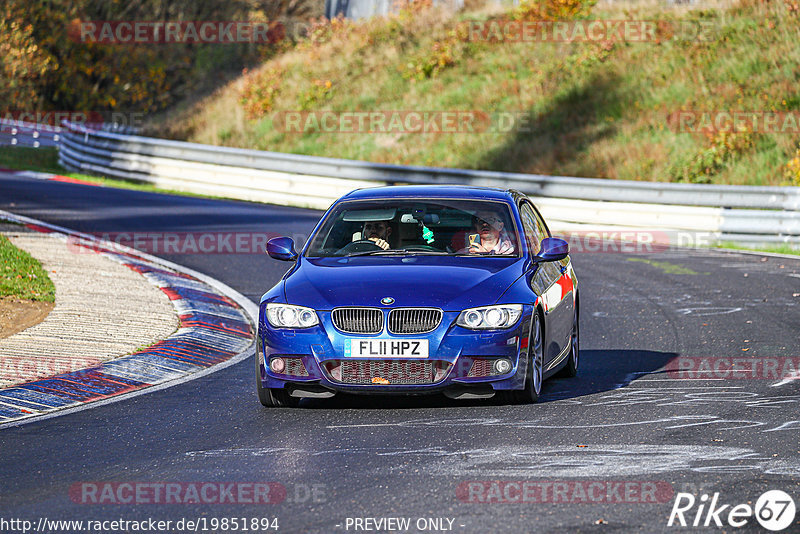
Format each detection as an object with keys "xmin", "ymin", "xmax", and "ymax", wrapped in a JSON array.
[{"xmin": 283, "ymin": 256, "xmax": 525, "ymax": 311}]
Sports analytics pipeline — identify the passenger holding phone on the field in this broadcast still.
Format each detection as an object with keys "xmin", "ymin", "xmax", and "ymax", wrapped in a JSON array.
[{"xmin": 465, "ymin": 211, "xmax": 515, "ymax": 255}]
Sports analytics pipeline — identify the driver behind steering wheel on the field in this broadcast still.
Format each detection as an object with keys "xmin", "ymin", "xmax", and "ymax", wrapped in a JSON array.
[{"xmin": 359, "ymin": 220, "xmax": 392, "ymax": 250}]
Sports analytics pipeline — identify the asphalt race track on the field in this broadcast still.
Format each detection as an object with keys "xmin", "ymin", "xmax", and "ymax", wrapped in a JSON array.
[{"xmin": 1, "ymin": 174, "xmax": 799, "ymax": 533}]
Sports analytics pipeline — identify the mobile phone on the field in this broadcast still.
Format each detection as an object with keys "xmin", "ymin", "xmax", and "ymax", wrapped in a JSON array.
[{"xmin": 468, "ymin": 233, "xmax": 480, "ymax": 247}]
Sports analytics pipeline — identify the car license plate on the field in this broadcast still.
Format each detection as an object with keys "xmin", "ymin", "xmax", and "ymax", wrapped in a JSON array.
[{"xmin": 346, "ymin": 339, "xmax": 428, "ymax": 358}]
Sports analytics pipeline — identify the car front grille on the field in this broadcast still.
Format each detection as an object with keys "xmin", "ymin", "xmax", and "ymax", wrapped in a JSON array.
[
  {"xmin": 284, "ymin": 357, "xmax": 309, "ymax": 377},
  {"xmin": 468, "ymin": 358, "xmax": 493, "ymax": 378},
  {"xmin": 332, "ymin": 308, "xmax": 383, "ymax": 334},
  {"xmin": 388, "ymin": 308, "xmax": 442, "ymax": 334},
  {"xmin": 331, "ymin": 359, "xmax": 436, "ymax": 385}
]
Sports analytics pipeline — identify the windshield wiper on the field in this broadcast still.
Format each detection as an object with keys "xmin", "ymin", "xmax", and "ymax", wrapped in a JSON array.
[
  {"xmin": 344, "ymin": 248, "xmax": 449, "ymax": 257},
  {"xmin": 344, "ymin": 249, "xmax": 410, "ymax": 257}
]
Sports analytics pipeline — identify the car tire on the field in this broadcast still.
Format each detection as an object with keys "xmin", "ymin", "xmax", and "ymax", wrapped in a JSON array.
[
  {"xmin": 256, "ymin": 353, "xmax": 299, "ymax": 407},
  {"xmin": 508, "ymin": 311, "xmax": 544, "ymax": 404},
  {"xmin": 557, "ymin": 303, "xmax": 579, "ymax": 378}
]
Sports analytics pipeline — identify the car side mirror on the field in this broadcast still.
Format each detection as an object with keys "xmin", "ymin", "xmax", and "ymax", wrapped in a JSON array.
[
  {"xmin": 533, "ymin": 237, "xmax": 569, "ymax": 263},
  {"xmin": 266, "ymin": 237, "xmax": 298, "ymax": 261}
]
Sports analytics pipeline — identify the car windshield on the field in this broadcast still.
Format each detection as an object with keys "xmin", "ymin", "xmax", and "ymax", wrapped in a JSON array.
[{"xmin": 305, "ymin": 199, "xmax": 520, "ymax": 257}]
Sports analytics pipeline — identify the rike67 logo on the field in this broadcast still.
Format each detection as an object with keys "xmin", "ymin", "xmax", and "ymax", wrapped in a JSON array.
[{"xmin": 668, "ymin": 490, "xmax": 796, "ymax": 531}]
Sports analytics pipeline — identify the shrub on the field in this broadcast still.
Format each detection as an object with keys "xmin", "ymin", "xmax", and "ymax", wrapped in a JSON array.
[
  {"xmin": 784, "ymin": 146, "xmax": 800, "ymax": 186},
  {"xmin": 513, "ymin": 0, "xmax": 597, "ymax": 22},
  {"xmin": 402, "ymin": 28, "xmax": 465, "ymax": 80},
  {"xmin": 669, "ymin": 130, "xmax": 755, "ymax": 183},
  {"xmin": 240, "ymin": 67, "xmax": 285, "ymax": 119},
  {"xmin": 298, "ymin": 79, "xmax": 334, "ymax": 110}
]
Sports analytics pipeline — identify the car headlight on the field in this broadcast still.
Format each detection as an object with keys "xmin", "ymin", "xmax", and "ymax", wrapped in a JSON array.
[
  {"xmin": 266, "ymin": 303, "xmax": 319, "ymax": 328},
  {"xmin": 456, "ymin": 304, "xmax": 523, "ymax": 330}
]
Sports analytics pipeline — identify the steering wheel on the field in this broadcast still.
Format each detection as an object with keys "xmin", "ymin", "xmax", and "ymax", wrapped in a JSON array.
[{"xmin": 337, "ymin": 239, "xmax": 383, "ymax": 254}]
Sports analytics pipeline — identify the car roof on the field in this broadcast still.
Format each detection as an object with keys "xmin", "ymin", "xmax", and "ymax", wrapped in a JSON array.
[{"xmin": 341, "ymin": 185, "xmax": 517, "ymax": 202}]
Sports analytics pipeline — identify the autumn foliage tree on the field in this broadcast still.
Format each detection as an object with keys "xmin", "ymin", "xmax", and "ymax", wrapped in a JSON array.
[{"xmin": 0, "ymin": 0, "xmax": 318, "ymax": 118}]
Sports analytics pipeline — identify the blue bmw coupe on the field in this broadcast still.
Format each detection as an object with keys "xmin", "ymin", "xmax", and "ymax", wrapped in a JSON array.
[{"xmin": 256, "ymin": 185, "xmax": 578, "ymax": 406}]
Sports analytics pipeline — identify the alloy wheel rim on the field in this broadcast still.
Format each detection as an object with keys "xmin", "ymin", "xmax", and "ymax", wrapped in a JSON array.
[
  {"xmin": 571, "ymin": 309, "xmax": 579, "ymax": 369},
  {"xmin": 532, "ymin": 315, "xmax": 543, "ymax": 394}
]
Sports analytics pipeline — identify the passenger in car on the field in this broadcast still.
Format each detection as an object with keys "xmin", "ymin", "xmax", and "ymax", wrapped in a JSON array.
[{"xmin": 464, "ymin": 210, "xmax": 515, "ymax": 255}]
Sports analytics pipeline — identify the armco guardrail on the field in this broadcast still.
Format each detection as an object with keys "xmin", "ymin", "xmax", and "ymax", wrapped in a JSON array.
[
  {"xmin": 57, "ymin": 121, "xmax": 800, "ymax": 247},
  {"xmin": 0, "ymin": 118, "xmax": 138, "ymax": 148},
  {"xmin": 0, "ymin": 118, "xmax": 61, "ymax": 148}
]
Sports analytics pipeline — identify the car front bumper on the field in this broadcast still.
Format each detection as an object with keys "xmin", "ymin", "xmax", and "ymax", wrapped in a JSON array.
[{"xmin": 257, "ymin": 305, "xmax": 535, "ymax": 395}]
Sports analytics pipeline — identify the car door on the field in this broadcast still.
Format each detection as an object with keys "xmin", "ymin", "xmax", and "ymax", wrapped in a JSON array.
[{"xmin": 519, "ymin": 201, "xmax": 574, "ymax": 368}]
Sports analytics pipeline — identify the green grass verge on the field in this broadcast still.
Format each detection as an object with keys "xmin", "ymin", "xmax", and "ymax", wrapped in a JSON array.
[
  {"xmin": 626, "ymin": 257, "xmax": 708, "ymax": 275},
  {"xmin": 0, "ymin": 145, "xmax": 63, "ymax": 174},
  {"xmin": 0, "ymin": 233, "xmax": 55, "ymax": 302},
  {"xmin": 710, "ymin": 241, "xmax": 800, "ymax": 257}
]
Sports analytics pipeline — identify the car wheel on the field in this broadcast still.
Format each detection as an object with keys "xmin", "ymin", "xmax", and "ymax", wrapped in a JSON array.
[
  {"xmin": 557, "ymin": 303, "xmax": 579, "ymax": 378},
  {"xmin": 256, "ymin": 353, "xmax": 299, "ymax": 407},
  {"xmin": 509, "ymin": 311, "xmax": 543, "ymax": 404}
]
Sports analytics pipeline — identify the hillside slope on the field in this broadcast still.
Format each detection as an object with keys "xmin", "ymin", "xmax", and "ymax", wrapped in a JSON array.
[{"xmin": 151, "ymin": 0, "xmax": 800, "ymax": 186}]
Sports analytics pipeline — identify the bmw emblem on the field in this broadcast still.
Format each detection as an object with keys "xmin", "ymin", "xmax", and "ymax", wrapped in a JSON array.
[{"xmin": 381, "ymin": 297, "xmax": 395, "ymax": 305}]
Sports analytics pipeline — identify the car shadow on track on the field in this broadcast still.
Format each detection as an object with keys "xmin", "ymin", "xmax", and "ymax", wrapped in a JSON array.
[
  {"xmin": 537, "ymin": 349, "xmax": 679, "ymax": 403},
  {"xmin": 293, "ymin": 349, "xmax": 679, "ymax": 409}
]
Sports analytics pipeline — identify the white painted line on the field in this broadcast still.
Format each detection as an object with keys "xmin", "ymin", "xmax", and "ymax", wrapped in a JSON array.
[
  {"xmin": 0, "ymin": 395, "xmax": 54, "ymax": 409},
  {"xmin": 675, "ymin": 307, "xmax": 742, "ymax": 316},
  {"xmin": 763, "ymin": 421, "xmax": 800, "ymax": 432},
  {"xmin": 626, "ymin": 386, "xmax": 745, "ymax": 389},
  {"xmin": 10, "ymin": 170, "xmax": 58, "ymax": 180},
  {"xmin": 0, "ymin": 399, "xmax": 41, "ymax": 412},
  {"xmin": 633, "ymin": 378, "xmax": 727, "ymax": 381},
  {"xmin": 625, "ymin": 386, "xmax": 744, "ymax": 391},
  {"xmin": 0, "ymin": 209, "xmax": 258, "ymax": 429},
  {"xmin": 770, "ymin": 373, "xmax": 800, "ymax": 387},
  {"xmin": 326, "ymin": 423, "xmax": 412, "ymax": 429}
]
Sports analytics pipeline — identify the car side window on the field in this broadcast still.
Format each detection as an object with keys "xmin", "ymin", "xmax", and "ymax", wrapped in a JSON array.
[
  {"xmin": 530, "ymin": 204, "xmax": 550, "ymax": 239},
  {"xmin": 519, "ymin": 202, "xmax": 543, "ymax": 254}
]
